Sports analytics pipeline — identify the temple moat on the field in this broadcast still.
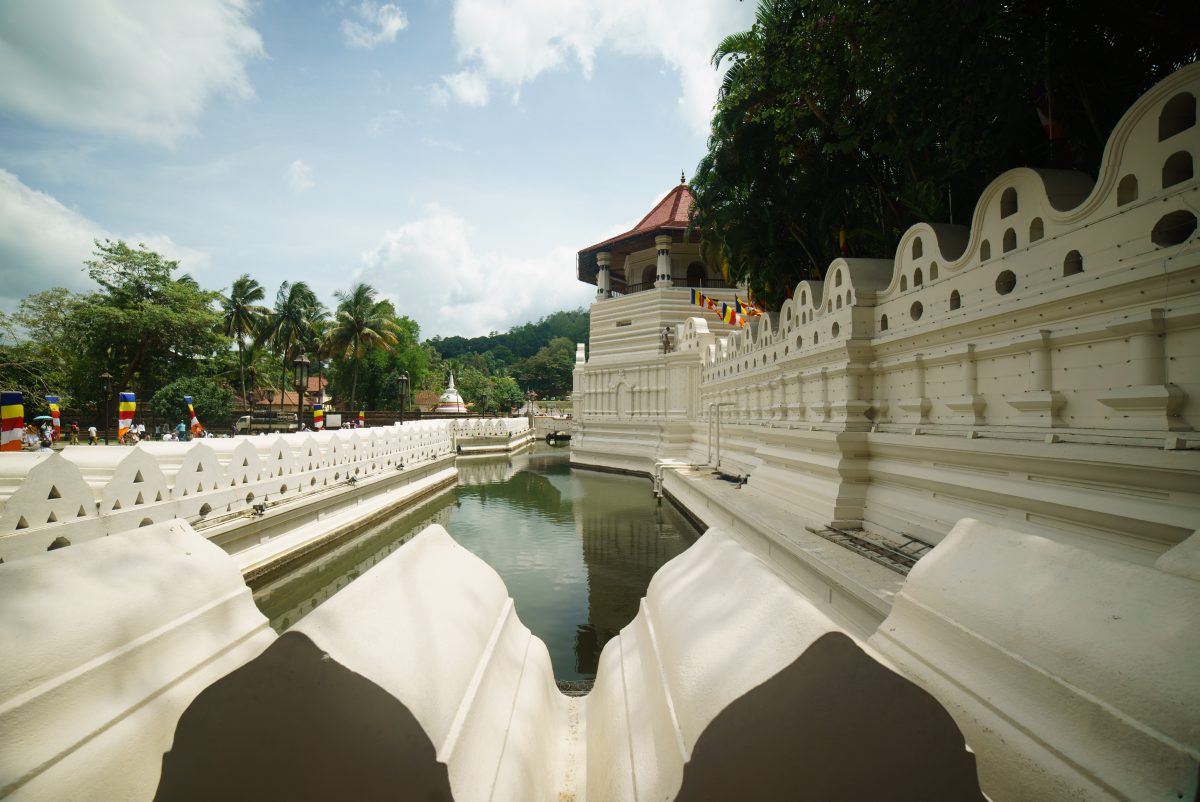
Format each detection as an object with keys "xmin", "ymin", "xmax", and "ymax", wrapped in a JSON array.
[{"xmin": 250, "ymin": 443, "xmax": 700, "ymax": 680}]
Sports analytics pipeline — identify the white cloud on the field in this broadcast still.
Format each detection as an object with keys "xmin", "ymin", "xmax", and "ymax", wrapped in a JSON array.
[
  {"xmin": 288, "ymin": 160, "xmax": 315, "ymax": 194},
  {"xmin": 0, "ymin": 0, "xmax": 264, "ymax": 145},
  {"xmin": 441, "ymin": 0, "xmax": 753, "ymax": 134},
  {"xmin": 441, "ymin": 70, "xmax": 490, "ymax": 107},
  {"xmin": 342, "ymin": 1, "xmax": 409, "ymax": 49},
  {"xmin": 0, "ymin": 170, "xmax": 208, "ymax": 310},
  {"xmin": 357, "ymin": 206, "xmax": 594, "ymax": 337}
]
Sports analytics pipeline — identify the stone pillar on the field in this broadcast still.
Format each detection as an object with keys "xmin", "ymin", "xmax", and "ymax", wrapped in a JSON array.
[
  {"xmin": 898, "ymin": 354, "xmax": 932, "ymax": 424},
  {"xmin": 1098, "ymin": 309, "xmax": 1189, "ymax": 431},
  {"xmin": 654, "ymin": 235, "xmax": 673, "ymax": 288},
  {"xmin": 1005, "ymin": 330, "xmax": 1065, "ymax": 427},
  {"xmin": 946, "ymin": 344, "xmax": 987, "ymax": 425},
  {"xmin": 596, "ymin": 252, "xmax": 612, "ymax": 299}
]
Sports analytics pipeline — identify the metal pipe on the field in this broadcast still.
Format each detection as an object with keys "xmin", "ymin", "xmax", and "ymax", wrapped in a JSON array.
[{"xmin": 711, "ymin": 401, "xmax": 735, "ymax": 471}]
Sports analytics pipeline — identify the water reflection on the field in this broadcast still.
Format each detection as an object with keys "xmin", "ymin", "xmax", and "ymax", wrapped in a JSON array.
[{"xmin": 251, "ymin": 445, "xmax": 699, "ymax": 680}]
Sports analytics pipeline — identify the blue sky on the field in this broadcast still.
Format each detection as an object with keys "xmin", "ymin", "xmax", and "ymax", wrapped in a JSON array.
[{"xmin": 0, "ymin": 0, "xmax": 753, "ymax": 337}]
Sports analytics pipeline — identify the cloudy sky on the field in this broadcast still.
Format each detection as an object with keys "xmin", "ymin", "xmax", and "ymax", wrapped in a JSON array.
[{"xmin": 0, "ymin": 0, "xmax": 753, "ymax": 337}]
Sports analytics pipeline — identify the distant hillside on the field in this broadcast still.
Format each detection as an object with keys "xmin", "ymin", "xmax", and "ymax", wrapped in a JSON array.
[{"xmin": 427, "ymin": 309, "xmax": 588, "ymax": 361}]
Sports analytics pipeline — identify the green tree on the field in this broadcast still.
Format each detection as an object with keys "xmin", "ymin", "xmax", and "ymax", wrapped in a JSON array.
[
  {"xmin": 0, "ymin": 289, "xmax": 80, "ymax": 408},
  {"xmin": 257, "ymin": 281, "xmax": 321, "ymax": 419},
  {"xmin": 73, "ymin": 239, "xmax": 228, "ymax": 403},
  {"xmin": 511, "ymin": 337, "xmax": 576, "ymax": 399},
  {"xmin": 691, "ymin": 0, "xmax": 1198, "ymax": 306},
  {"xmin": 150, "ymin": 377, "xmax": 235, "ymax": 431},
  {"xmin": 220, "ymin": 274, "xmax": 269, "ymax": 407},
  {"xmin": 326, "ymin": 283, "xmax": 399, "ymax": 411}
]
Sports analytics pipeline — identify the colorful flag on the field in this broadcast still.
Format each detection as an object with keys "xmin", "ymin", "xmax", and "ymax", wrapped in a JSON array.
[
  {"xmin": 1, "ymin": 391, "xmax": 23, "ymax": 452},
  {"xmin": 46, "ymin": 395, "xmax": 61, "ymax": 438},
  {"xmin": 184, "ymin": 395, "xmax": 203, "ymax": 436},
  {"xmin": 313, "ymin": 403, "xmax": 324, "ymax": 430},
  {"xmin": 721, "ymin": 303, "xmax": 736, "ymax": 325},
  {"xmin": 690, "ymin": 288, "xmax": 705, "ymax": 306},
  {"xmin": 118, "ymin": 392, "xmax": 136, "ymax": 442},
  {"xmin": 358, "ymin": 409, "xmax": 365, "ymax": 427}
]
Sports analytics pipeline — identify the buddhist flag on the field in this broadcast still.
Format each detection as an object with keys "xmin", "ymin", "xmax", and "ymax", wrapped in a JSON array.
[
  {"xmin": 313, "ymin": 403, "xmax": 324, "ymax": 430},
  {"xmin": 118, "ymin": 392, "xmax": 136, "ymax": 442},
  {"xmin": 184, "ymin": 395, "xmax": 203, "ymax": 436},
  {"xmin": 720, "ymin": 303, "xmax": 736, "ymax": 325},
  {"xmin": 358, "ymin": 409, "xmax": 365, "ymax": 427},
  {"xmin": 1, "ymin": 391, "xmax": 23, "ymax": 452},
  {"xmin": 690, "ymin": 289, "xmax": 705, "ymax": 306},
  {"xmin": 46, "ymin": 395, "xmax": 61, "ymax": 437}
]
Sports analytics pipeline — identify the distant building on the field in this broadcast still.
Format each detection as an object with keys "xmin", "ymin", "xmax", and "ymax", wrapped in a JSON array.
[{"xmin": 435, "ymin": 372, "xmax": 468, "ymax": 414}]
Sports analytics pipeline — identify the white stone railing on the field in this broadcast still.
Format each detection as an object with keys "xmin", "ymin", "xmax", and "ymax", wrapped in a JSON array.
[
  {"xmin": 452, "ymin": 416, "xmax": 532, "ymax": 440},
  {"xmin": 0, "ymin": 420, "xmax": 456, "ymax": 563}
]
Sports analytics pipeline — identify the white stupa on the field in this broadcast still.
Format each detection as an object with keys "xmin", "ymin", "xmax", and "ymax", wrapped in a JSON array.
[{"xmin": 435, "ymin": 371, "xmax": 468, "ymax": 413}]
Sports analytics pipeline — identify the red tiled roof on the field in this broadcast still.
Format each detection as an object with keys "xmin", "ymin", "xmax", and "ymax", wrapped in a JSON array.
[{"xmin": 580, "ymin": 184, "xmax": 694, "ymax": 255}]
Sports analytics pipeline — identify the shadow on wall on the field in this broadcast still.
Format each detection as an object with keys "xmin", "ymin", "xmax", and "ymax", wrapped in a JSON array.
[
  {"xmin": 156, "ymin": 630, "xmax": 983, "ymax": 801},
  {"xmin": 154, "ymin": 632, "xmax": 453, "ymax": 802},
  {"xmin": 674, "ymin": 631, "xmax": 985, "ymax": 801}
]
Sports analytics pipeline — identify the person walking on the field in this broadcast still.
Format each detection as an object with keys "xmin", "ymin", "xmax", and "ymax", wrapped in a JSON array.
[
  {"xmin": 87, "ymin": 423, "xmax": 98, "ymax": 445},
  {"xmin": 69, "ymin": 421, "xmax": 80, "ymax": 445}
]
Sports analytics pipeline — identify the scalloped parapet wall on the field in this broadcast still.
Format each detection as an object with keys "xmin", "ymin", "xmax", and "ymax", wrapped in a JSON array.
[
  {"xmin": 573, "ymin": 62, "xmax": 1200, "ymax": 558},
  {"xmin": 0, "ymin": 420, "xmax": 468, "ymax": 562}
]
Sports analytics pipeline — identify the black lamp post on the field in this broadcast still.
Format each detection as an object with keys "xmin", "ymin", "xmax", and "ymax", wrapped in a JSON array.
[
  {"xmin": 293, "ymin": 353, "xmax": 310, "ymax": 430},
  {"xmin": 397, "ymin": 371, "xmax": 409, "ymax": 426},
  {"xmin": 99, "ymin": 371, "xmax": 113, "ymax": 445}
]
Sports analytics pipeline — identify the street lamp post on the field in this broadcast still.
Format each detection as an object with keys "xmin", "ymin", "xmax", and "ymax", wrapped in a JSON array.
[
  {"xmin": 293, "ymin": 354, "xmax": 310, "ymax": 431},
  {"xmin": 397, "ymin": 371, "xmax": 409, "ymax": 425},
  {"xmin": 99, "ymin": 371, "xmax": 113, "ymax": 445}
]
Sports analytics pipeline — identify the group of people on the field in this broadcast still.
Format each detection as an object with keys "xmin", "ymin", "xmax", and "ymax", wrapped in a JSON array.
[{"xmin": 20, "ymin": 419, "xmax": 216, "ymax": 450}]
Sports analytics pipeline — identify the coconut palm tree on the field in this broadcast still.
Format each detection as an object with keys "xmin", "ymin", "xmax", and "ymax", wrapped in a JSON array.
[
  {"xmin": 327, "ymin": 283, "xmax": 399, "ymax": 412},
  {"xmin": 257, "ymin": 281, "xmax": 320, "ymax": 420},
  {"xmin": 220, "ymin": 274, "xmax": 269, "ymax": 407}
]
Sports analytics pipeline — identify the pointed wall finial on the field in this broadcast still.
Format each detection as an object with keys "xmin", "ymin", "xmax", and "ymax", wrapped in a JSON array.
[{"xmin": 681, "ymin": 170, "xmax": 686, "ymax": 185}]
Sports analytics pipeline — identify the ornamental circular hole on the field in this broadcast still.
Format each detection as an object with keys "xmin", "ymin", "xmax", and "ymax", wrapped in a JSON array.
[
  {"xmin": 831, "ymin": 322, "xmax": 840, "ymax": 337},
  {"xmin": 910, "ymin": 301, "xmax": 923, "ymax": 321},
  {"xmin": 995, "ymin": 270, "xmax": 1017, "ymax": 295}
]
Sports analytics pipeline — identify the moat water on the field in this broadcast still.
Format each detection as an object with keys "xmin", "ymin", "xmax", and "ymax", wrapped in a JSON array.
[{"xmin": 249, "ymin": 444, "xmax": 700, "ymax": 680}]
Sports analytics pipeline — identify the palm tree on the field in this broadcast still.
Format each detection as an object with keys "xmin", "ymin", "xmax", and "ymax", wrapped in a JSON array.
[
  {"xmin": 327, "ymin": 283, "xmax": 399, "ymax": 411},
  {"xmin": 257, "ymin": 281, "xmax": 320, "ymax": 420},
  {"xmin": 220, "ymin": 274, "xmax": 269, "ymax": 407}
]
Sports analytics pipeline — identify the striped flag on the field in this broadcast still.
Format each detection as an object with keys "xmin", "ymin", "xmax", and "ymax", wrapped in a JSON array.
[
  {"xmin": 46, "ymin": 395, "xmax": 61, "ymax": 437},
  {"xmin": 1, "ymin": 391, "xmax": 23, "ymax": 452},
  {"xmin": 184, "ymin": 396, "xmax": 203, "ymax": 436},
  {"xmin": 690, "ymin": 288, "xmax": 705, "ymax": 306},
  {"xmin": 313, "ymin": 403, "xmax": 324, "ymax": 431},
  {"xmin": 118, "ymin": 392, "xmax": 136, "ymax": 442},
  {"xmin": 358, "ymin": 409, "xmax": 365, "ymax": 427}
]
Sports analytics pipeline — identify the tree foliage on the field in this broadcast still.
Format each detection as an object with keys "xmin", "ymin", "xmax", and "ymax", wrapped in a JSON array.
[
  {"xmin": 690, "ymin": 0, "xmax": 1198, "ymax": 307},
  {"xmin": 150, "ymin": 377, "xmax": 235, "ymax": 427}
]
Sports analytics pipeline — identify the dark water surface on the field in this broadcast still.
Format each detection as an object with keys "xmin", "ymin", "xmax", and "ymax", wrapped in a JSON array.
[{"xmin": 251, "ymin": 444, "xmax": 700, "ymax": 680}]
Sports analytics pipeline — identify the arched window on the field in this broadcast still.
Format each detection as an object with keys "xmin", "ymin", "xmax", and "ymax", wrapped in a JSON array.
[
  {"xmin": 929, "ymin": 262, "xmax": 938, "ymax": 281},
  {"xmin": 1159, "ymin": 92, "xmax": 1196, "ymax": 141},
  {"xmin": 1029, "ymin": 218, "xmax": 1044, "ymax": 242},
  {"xmin": 834, "ymin": 270, "xmax": 843, "ymax": 287},
  {"xmin": 950, "ymin": 290, "xmax": 961, "ymax": 310},
  {"xmin": 641, "ymin": 264, "xmax": 656, "ymax": 286},
  {"xmin": 1117, "ymin": 174, "xmax": 1138, "ymax": 206},
  {"xmin": 1063, "ymin": 250, "xmax": 1083, "ymax": 276},
  {"xmin": 880, "ymin": 314, "xmax": 888, "ymax": 331},
  {"xmin": 914, "ymin": 267, "xmax": 923, "ymax": 286},
  {"xmin": 1003, "ymin": 228, "xmax": 1017, "ymax": 253},
  {"xmin": 900, "ymin": 275, "xmax": 908, "ymax": 291},
  {"xmin": 1000, "ymin": 188, "xmax": 1018, "ymax": 218},
  {"xmin": 912, "ymin": 238, "xmax": 923, "ymax": 259},
  {"xmin": 980, "ymin": 240, "xmax": 991, "ymax": 261},
  {"xmin": 686, "ymin": 262, "xmax": 706, "ymax": 286},
  {"xmin": 1163, "ymin": 151, "xmax": 1193, "ymax": 188}
]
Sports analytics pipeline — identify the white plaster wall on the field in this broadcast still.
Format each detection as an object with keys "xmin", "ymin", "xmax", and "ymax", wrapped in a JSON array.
[
  {"xmin": 0, "ymin": 520, "xmax": 274, "ymax": 801},
  {"xmin": 870, "ymin": 518, "xmax": 1200, "ymax": 801}
]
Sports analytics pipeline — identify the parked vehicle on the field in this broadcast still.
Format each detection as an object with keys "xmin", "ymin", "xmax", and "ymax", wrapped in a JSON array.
[{"xmin": 233, "ymin": 411, "xmax": 297, "ymax": 434}]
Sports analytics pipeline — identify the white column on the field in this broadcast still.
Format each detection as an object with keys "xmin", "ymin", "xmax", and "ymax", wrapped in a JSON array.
[
  {"xmin": 596, "ymin": 252, "xmax": 612, "ymax": 299},
  {"xmin": 654, "ymin": 235, "xmax": 673, "ymax": 288}
]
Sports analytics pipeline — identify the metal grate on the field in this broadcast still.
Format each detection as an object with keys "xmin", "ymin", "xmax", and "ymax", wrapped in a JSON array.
[
  {"xmin": 556, "ymin": 679, "xmax": 594, "ymax": 697},
  {"xmin": 805, "ymin": 526, "xmax": 932, "ymax": 576}
]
